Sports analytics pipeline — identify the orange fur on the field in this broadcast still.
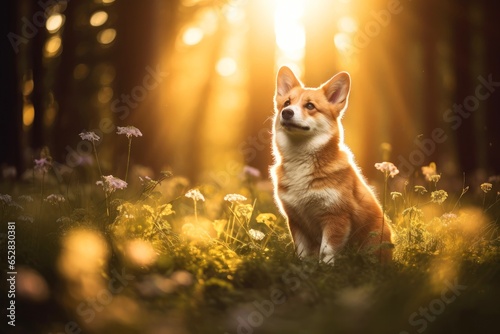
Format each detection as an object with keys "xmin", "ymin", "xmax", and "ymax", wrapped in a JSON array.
[{"xmin": 270, "ymin": 66, "xmax": 392, "ymax": 264}]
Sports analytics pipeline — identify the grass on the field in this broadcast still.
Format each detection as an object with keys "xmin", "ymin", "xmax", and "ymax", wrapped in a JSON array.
[{"xmin": 2, "ymin": 132, "xmax": 500, "ymax": 334}]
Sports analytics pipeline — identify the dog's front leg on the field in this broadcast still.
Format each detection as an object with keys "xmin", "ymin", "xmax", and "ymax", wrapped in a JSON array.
[
  {"xmin": 320, "ymin": 216, "xmax": 351, "ymax": 265},
  {"xmin": 288, "ymin": 221, "xmax": 315, "ymax": 259}
]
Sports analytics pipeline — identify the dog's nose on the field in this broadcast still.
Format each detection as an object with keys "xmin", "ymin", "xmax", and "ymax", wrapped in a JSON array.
[{"xmin": 281, "ymin": 109, "xmax": 294, "ymax": 120}]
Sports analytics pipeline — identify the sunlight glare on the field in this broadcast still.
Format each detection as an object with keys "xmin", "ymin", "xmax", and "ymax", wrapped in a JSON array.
[
  {"xmin": 274, "ymin": 0, "xmax": 306, "ymax": 53},
  {"xmin": 182, "ymin": 27, "xmax": 204, "ymax": 46},
  {"xmin": 216, "ymin": 57, "xmax": 237, "ymax": 77},
  {"xmin": 334, "ymin": 32, "xmax": 352, "ymax": 52},
  {"xmin": 274, "ymin": 0, "xmax": 306, "ymax": 75},
  {"xmin": 338, "ymin": 16, "xmax": 357, "ymax": 33},
  {"xmin": 181, "ymin": 0, "xmax": 203, "ymax": 7},
  {"xmin": 224, "ymin": 4, "xmax": 245, "ymax": 24},
  {"xmin": 199, "ymin": 8, "xmax": 218, "ymax": 35}
]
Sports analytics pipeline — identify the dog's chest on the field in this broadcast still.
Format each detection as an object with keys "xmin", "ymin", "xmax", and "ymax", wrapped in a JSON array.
[{"xmin": 278, "ymin": 160, "xmax": 341, "ymax": 218}]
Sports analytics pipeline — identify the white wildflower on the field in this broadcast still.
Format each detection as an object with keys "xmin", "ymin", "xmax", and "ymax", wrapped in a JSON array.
[
  {"xmin": 0, "ymin": 194, "xmax": 13, "ymax": 205},
  {"xmin": 224, "ymin": 194, "xmax": 247, "ymax": 203},
  {"xmin": 139, "ymin": 176, "xmax": 153, "ymax": 186},
  {"xmin": 117, "ymin": 126, "xmax": 143, "ymax": 139},
  {"xmin": 480, "ymin": 183, "xmax": 493, "ymax": 193},
  {"xmin": 18, "ymin": 215, "xmax": 34, "ymax": 223},
  {"xmin": 235, "ymin": 204, "xmax": 253, "ymax": 220},
  {"xmin": 390, "ymin": 192, "xmax": 403, "ymax": 200},
  {"xmin": 0, "ymin": 194, "xmax": 23, "ymax": 211},
  {"xmin": 248, "ymin": 229, "xmax": 265, "ymax": 241},
  {"xmin": 414, "ymin": 186, "xmax": 428, "ymax": 195},
  {"xmin": 431, "ymin": 190, "xmax": 448, "ymax": 205},
  {"xmin": 44, "ymin": 194, "xmax": 66, "ymax": 205},
  {"xmin": 429, "ymin": 174, "xmax": 441, "ymax": 183},
  {"xmin": 79, "ymin": 131, "xmax": 100, "ymax": 142},
  {"xmin": 18, "ymin": 195, "xmax": 34, "ymax": 203},
  {"xmin": 185, "ymin": 189, "xmax": 205, "ymax": 202},
  {"xmin": 56, "ymin": 216, "xmax": 74, "ymax": 224}
]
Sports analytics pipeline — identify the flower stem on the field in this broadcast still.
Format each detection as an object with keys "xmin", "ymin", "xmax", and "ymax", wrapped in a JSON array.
[
  {"xmin": 104, "ymin": 192, "xmax": 110, "ymax": 218},
  {"xmin": 380, "ymin": 174, "xmax": 387, "ymax": 263},
  {"xmin": 125, "ymin": 138, "xmax": 131, "ymax": 183},
  {"xmin": 92, "ymin": 141, "xmax": 103, "ymax": 178},
  {"xmin": 36, "ymin": 171, "xmax": 46, "ymax": 252},
  {"xmin": 230, "ymin": 205, "xmax": 237, "ymax": 241},
  {"xmin": 92, "ymin": 141, "xmax": 109, "ymax": 219},
  {"xmin": 194, "ymin": 199, "xmax": 198, "ymax": 223}
]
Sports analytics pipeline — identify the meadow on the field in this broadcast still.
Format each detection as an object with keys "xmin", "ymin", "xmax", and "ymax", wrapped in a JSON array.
[{"xmin": 2, "ymin": 127, "xmax": 500, "ymax": 334}]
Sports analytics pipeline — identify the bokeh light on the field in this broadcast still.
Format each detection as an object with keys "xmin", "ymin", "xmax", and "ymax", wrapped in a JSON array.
[
  {"xmin": 182, "ymin": 27, "xmax": 204, "ymax": 46},
  {"xmin": 334, "ymin": 32, "xmax": 352, "ymax": 53},
  {"xmin": 97, "ymin": 28, "xmax": 117, "ymax": 45},
  {"xmin": 44, "ymin": 36, "xmax": 62, "ymax": 57},
  {"xmin": 125, "ymin": 239, "xmax": 158, "ymax": 267},
  {"xmin": 98, "ymin": 86, "xmax": 114, "ymax": 103},
  {"xmin": 57, "ymin": 229, "xmax": 109, "ymax": 298},
  {"xmin": 46, "ymin": 14, "xmax": 64, "ymax": 33},
  {"xmin": 90, "ymin": 11, "xmax": 109, "ymax": 27},
  {"xmin": 338, "ymin": 16, "xmax": 357, "ymax": 33},
  {"xmin": 216, "ymin": 57, "xmax": 237, "ymax": 77},
  {"xmin": 22, "ymin": 104, "xmax": 34, "ymax": 127},
  {"xmin": 73, "ymin": 63, "xmax": 90, "ymax": 80}
]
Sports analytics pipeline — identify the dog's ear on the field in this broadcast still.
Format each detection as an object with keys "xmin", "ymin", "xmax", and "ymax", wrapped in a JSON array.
[
  {"xmin": 321, "ymin": 71, "xmax": 351, "ymax": 110},
  {"xmin": 276, "ymin": 66, "xmax": 302, "ymax": 97}
]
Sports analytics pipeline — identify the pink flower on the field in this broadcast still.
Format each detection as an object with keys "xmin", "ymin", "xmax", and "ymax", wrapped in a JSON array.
[
  {"xmin": 96, "ymin": 175, "xmax": 128, "ymax": 194},
  {"xmin": 34, "ymin": 158, "xmax": 51, "ymax": 173},
  {"xmin": 242, "ymin": 165, "xmax": 261, "ymax": 179},
  {"xmin": 374, "ymin": 162, "xmax": 399, "ymax": 178}
]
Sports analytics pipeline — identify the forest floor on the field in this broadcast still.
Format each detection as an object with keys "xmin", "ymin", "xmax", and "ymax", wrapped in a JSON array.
[{"xmin": 2, "ymin": 150, "xmax": 500, "ymax": 334}]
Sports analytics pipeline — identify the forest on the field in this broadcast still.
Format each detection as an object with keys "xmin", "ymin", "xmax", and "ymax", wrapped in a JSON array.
[{"xmin": 1, "ymin": 0, "xmax": 499, "ymax": 333}]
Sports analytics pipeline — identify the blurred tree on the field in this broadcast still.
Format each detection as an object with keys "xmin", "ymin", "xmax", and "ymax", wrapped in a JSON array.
[
  {"xmin": 0, "ymin": 1, "xmax": 23, "ymax": 173},
  {"xmin": 1, "ymin": 0, "xmax": 499, "ymax": 183}
]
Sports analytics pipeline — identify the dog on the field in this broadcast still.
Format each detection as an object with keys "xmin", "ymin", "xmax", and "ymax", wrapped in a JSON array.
[{"xmin": 270, "ymin": 66, "xmax": 392, "ymax": 264}]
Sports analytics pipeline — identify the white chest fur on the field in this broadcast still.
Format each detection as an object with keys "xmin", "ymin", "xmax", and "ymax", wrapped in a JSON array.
[{"xmin": 278, "ymin": 156, "xmax": 342, "ymax": 222}]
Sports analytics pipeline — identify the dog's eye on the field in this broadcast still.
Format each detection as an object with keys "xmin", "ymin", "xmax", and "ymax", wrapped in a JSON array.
[
  {"xmin": 284, "ymin": 100, "xmax": 291, "ymax": 107},
  {"xmin": 305, "ymin": 102, "xmax": 315, "ymax": 110}
]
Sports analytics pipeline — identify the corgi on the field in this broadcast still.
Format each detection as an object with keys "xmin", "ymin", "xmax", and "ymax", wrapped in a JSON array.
[{"xmin": 270, "ymin": 66, "xmax": 392, "ymax": 264}]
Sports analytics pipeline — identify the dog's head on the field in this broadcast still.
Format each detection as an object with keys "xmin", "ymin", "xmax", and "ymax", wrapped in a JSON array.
[{"xmin": 273, "ymin": 66, "xmax": 351, "ymax": 148}]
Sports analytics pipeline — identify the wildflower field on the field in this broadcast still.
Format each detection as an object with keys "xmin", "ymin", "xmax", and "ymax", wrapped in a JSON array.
[{"xmin": 1, "ymin": 127, "xmax": 500, "ymax": 334}]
